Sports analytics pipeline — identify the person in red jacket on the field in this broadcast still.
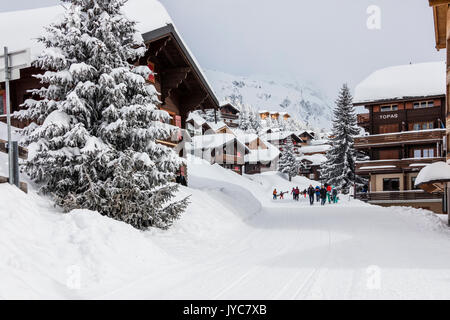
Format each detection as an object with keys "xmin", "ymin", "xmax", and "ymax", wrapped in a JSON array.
[{"xmin": 326, "ymin": 184, "xmax": 332, "ymax": 204}]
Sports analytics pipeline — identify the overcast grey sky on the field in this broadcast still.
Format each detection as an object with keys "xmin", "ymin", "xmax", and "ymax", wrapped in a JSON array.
[{"xmin": 0, "ymin": 0, "xmax": 445, "ymax": 98}]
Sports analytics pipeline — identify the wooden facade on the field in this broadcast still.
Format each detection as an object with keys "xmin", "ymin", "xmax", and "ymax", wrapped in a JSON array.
[
  {"xmin": 193, "ymin": 138, "xmax": 249, "ymax": 175},
  {"xmin": 220, "ymin": 103, "xmax": 240, "ymax": 128},
  {"xmin": 354, "ymin": 93, "xmax": 446, "ymax": 213}
]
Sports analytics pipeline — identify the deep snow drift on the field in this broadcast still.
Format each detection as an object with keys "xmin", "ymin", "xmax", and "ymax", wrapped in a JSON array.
[{"xmin": 1, "ymin": 151, "xmax": 450, "ymax": 299}]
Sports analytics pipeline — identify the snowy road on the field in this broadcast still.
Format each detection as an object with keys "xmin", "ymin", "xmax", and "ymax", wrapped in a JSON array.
[
  {"xmin": 2, "ymin": 158, "xmax": 450, "ymax": 300},
  {"xmin": 94, "ymin": 164, "xmax": 450, "ymax": 300}
]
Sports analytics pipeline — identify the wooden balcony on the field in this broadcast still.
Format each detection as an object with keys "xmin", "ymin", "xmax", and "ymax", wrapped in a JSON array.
[
  {"xmin": 356, "ymin": 157, "xmax": 446, "ymax": 173},
  {"xmin": 215, "ymin": 154, "xmax": 245, "ymax": 165},
  {"xmin": 355, "ymin": 191, "xmax": 443, "ymax": 203},
  {"xmin": 354, "ymin": 129, "xmax": 445, "ymax": 148},
  {"xmin": 221, "ymin": 113, "xmax": 239, "ymax": 120}
]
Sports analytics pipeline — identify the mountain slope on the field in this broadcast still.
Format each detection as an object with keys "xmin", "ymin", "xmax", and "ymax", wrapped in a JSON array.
[{"xmin": 205, "ymin": 69, "xmax": 333, "ymax": 130}]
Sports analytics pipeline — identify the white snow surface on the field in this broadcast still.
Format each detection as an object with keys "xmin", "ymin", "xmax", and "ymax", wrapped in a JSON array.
[
  {"xmin": 2, "ymin": 127, "xmax": 450, "ymax": 299},
  {"xmin": 354, "ymin": 62, "xmax": 446, "ymax": 103},
  {"xmin": 415, "ymin": 161, "xmax": 450, "ymax": 186}
]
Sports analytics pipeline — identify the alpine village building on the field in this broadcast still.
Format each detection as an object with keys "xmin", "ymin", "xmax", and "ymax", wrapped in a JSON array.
[
  {"xmin": 220, "ymin": 103, "xmax": 240, "ymax": 128},
  {"xmin": 413, "ymin": 1, "xmax": 450, "ymax": 222},
  {"xmin": 353, "ymin": 62, "xmax": 447, "ymax": 214}
]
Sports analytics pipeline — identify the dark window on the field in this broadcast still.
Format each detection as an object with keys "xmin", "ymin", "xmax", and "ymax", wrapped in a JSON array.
[
  {"xmin": 383, "ymin": 178, "xmax": 400, "ymax": 191},
  {"xmin": 380, "ymin": 105, "xmax": 398, "ymax": 112},
  {"xmin": 413, "ymin": 101, "xmax": 434, "ymax": 109},
  {"xmin": 0, "ymin": 91, "xmax": 4, "ymax": 115}
]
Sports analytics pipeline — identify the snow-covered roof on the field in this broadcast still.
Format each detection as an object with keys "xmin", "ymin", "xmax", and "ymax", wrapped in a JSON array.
[
  {"xmin": 191, "ymin": 134, "xmax": 248, "ymax": 152},
  {"xmin": 260, "ymin": 131, "xmax": 302, "ymax": 142},
  {"xmin": 298, "ymin": 154, "xmax": 327, "ymax": 166},
  {"xmin": 0, "ymin": 0, "xmax": 172, "ymax": 59},
  {"xmin": 415, "ymin": 162, "xmax": 450, "ymax": 186},
  {"xmin": 207, "ymin": 121, "xmax": 229, "ymax": 132},
  {"xmin": 186, "ymin": 113, "xmax": 207, "ymax": 127},
  {"xmin": 245, "ymin": 140, "xmax": 280, "ymax": 163},
  {"xmin": 300, "ymin": 144, "xmax": 331, "ymax": 154},
  {"xmin": 309, "ymin": 139, "xmax": 329, "ymax": 146},
  {"xmin": 235, "ymin": 133, "xmax": 259, "ymax": 144},
  {"xmin": 354, "ymin": 62, "xmax": 446, "ymax": 104}
]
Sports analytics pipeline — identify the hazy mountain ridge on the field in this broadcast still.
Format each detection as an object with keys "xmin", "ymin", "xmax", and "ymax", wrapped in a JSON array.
[{"xmin": 205, "ymin": 69, "xmax": 333, "ymax": 130}]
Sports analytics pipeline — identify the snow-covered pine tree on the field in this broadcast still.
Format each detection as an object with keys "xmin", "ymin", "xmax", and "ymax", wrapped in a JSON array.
[
  {"xmin": 193, "ymin": 108, "xmax": 220, "ymax": 123},
  {"xmin": 16, "ymin": 0, "xmax": 189, "ymax": 230},
  {"xmin": 278, "ymin": 136, "xmax": 298, "ymax": 182},
  {"xmin": 321, "ymin": 84, "xmax": 365, "ymax": 194},
  {"xmin": 250, "ymin": 110, "xmax": 262, "ymax": 133},
  {"xmin": 239, "ymin": 106, "xmax": 254, "ymax": 132}
]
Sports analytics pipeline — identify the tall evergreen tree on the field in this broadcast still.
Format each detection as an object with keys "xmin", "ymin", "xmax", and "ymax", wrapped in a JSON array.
[
  {"xmin": 250, "ymin": 110, "xmax": 262, "ymax": 133},
  {"xmin": 193, "ymin": 108, "xmax": 220, "ymax": 123},
  {"xmin": 239, "ymin": 107, "xmax": 254, "ymax": 132},
  {"xmin": 321, "ymin": 84, "xmax": 365, "ymax": 194},
  {"xmin": 16, "ymin": 0, "xmax": 188, "ymax": 230},
  {"xmin": 278, "ymin": 136, "xmax": 298, "ymax": 182}
]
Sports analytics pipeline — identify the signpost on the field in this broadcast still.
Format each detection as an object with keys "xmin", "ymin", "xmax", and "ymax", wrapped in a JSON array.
[{"xmin": 0, "ymin": 47, "xmax": 31, "ymax": 188}]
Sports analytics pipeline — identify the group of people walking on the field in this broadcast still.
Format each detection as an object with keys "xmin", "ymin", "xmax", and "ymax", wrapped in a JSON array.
[
  {"xmin": 272, "ymin": 184, "xmax": 338, "ymax": 205},
  {"xmin": 307, "ymin": 184, "xmax": 338, "ymax": 206}
]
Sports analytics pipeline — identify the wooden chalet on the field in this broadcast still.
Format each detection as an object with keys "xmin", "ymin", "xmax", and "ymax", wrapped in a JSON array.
[
  {"xmin": 259, "ymin": 111, "xmax": 270, "ymax": 120},
  {"xmin": 260, "ymin": 132, "xmax": 303, "ymax": 155},
  {"xmin": 191, "ymin": 134, "xmax": 250, "ymax": 175},
  {"xmin": 297, "ymin": 130, "xmax": 315, "ymax": 146},
  {"xmin": 219, "ymin": 103, "xmax": 240, "ymax": 128},
  {"xmin": 236, "ymin": 133, "xmax": 279, "ymax": 174},
  {"xmin": 353, "ymin": 61, "xmax": 447, "ymax": 214},
  {"xmin": 0, "ymin": 0, "xmax": 219, "ymax": 143},
  {"xmin": 297, "ymin": 143, "xmax": 330, "ymax": 181}
]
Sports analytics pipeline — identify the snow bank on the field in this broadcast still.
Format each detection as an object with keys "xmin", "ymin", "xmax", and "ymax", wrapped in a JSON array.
[
  {"xmin": 354, "ymin": 62, "xmax": 446, "ymax": 103},
  {"xmin": 415, "ymin": 161, "xmax": 450, "ymax": 186},
  {"xmin": 0, "ymin": 184, "xmax": 175, "ymax": 299}
]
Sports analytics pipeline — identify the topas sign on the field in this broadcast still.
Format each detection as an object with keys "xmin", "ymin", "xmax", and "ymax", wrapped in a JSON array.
[{"xmin": 379, "ymin": 113, "xmax": 398, "ymax": 120}]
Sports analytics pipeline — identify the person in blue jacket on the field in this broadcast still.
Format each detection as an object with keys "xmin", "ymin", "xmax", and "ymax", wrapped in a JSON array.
[{"xmin": 315, "ymin": 186, "xmax": 320, "ymax": 202}]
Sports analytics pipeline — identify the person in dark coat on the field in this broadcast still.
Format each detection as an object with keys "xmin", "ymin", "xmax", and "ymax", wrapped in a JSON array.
[
  {"xmin": 320, "ymin": 186, "xmax": 327, "ymax": 205},
  {"xmin": 307, "ymin": 185, "xmax": 315, "ymax": 205}
]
